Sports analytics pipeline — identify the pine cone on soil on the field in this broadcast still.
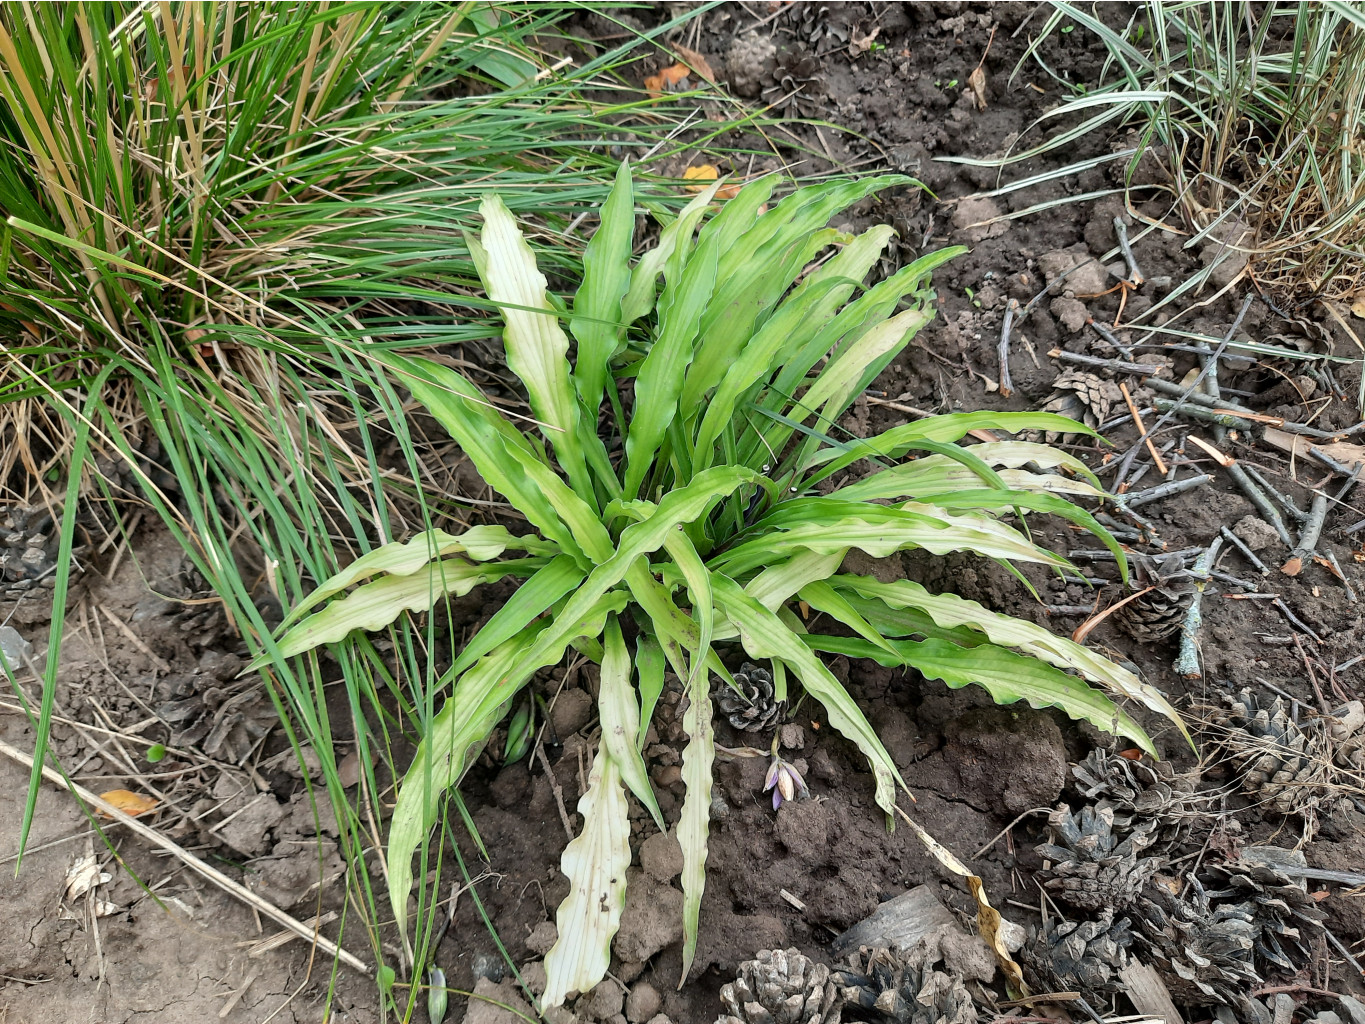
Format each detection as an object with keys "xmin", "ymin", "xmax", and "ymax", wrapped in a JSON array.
[
  {"xmin": 716, "ymin": 662, "xmax": 782, "ymax": 732},
  {"xmin": 1039, "ymin": 371, "xmax": 1121, "ymax": 439},
  {"xmin": 1131, "ymin": 860, "xmax": 1324, "ymax": 1012},
  {"xmin": 831, "ymin": 945, "xmax": 977, "ymax": 1024},
  {"xmin": 717, "ymin": 948, "xmax": 842, "ymax": 1024},
  {"xmin": 762, "ymin": 46, "xmax": 826, "ymax": 118},
  {"xmin": 1021, "ymin": 914, "xmax": 1133, "ymax": 1001},
  {"xmin": 1113, "ymin": 552, "xmax": 1195, "ymax": 643},
  {"xmin": 1071, "ymin": 748, "xmax": 1203, "ymax": 851},
  {"xmin": 1035, "ymin": 804, "xmax": 1162, "ymax": 913},
  {"xmin": 1206, "ymin": 689, "xmax": 1362, "ymax": 832},
  {"xmin": 0, "ymin": 505, "xmax": 66, "ymax": 597}
]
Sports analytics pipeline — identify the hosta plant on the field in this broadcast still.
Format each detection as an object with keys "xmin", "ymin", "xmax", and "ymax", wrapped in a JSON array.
[{"xmin": 265, "ymin": 169, "xmax": 1185, "ymax": 1005}]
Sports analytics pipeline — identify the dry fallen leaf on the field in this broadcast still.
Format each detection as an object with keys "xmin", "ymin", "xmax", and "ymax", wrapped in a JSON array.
[
  {"xmin": 643, "ymin": 63, "xmax": 691, "ymax": 99},
  {"xmin": 849, "ymin": 24, "xmax": 881, "ymax": 58},
  {"xmin": 670, "ymin": 44, "xmax": 716, "ymax": 84},
  {"xmin": 967, "ymin": 65, "xmax": 988, "ymax": 110},
  {"xmin": 98, "ymin": 788, "xmax": 160, "ymax": 818},
  {"xmin": 65, "ymin": 843, "xmax": 111, "ymax": 902},
  {"xmin": 1351, "ymin": 292, "xmax": 1365, "ymax": 318},
  {"xmin": 897, "ymin": 807, "xmax": 1027, "ymax": 997},
  {"xmin": 682, "ymin": 164, "xmax": 742, "ymax": 200}
]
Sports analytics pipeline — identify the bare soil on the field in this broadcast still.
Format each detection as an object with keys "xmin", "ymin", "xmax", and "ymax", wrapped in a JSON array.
[{"xmin": 5, "ymin": 4, "xmax": 1364, "ymax": 1024}]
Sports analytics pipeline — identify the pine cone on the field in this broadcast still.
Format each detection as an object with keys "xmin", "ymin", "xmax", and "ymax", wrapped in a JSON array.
[
  {"xmin": 1132, "ymin": 860, "xmax": 1324, "ymax": 1011},
  {"xmin": 1021, "ymin": 914, "xmax": 1133, "ymax": 1001},
  {"xmin": 716, "ymin": 662, "xmax": 782, "ymax": 732},
  {"xmin": 1040, "ymin": 371, "xmax": 1121, "ymax": 438},
  {"xmin": 1071, "ymin": 748, "xmax": 1203, "ymax": 851},
  {"xmin": 1198, "ymin": 860, "xmax": 1325, "ymax": 974},
  {"xmin": 762, "ymin": 47, "xmax": 826, "ymax": 118},
  {"xmin": 1113, "ymin": 553, "xmax": 1194, "ymax": 643},
  {"xmin": 717, "ymin": 948, "xmax": 842, "ymax": 1024},
  {"xmin": 1207, "ymin": 689, "xmax": 1351, "ymax": 830},
  {"xmin": 831, "ymin": 945, "xmax": 977, "ymax": 1024},
  {"xmin": 0, "ymin": 505, "xmax": 64, "ymax": 597},
  {"xmin": 725, "ymin": 32, "xmax": 776, "ymax": 98},
  {"xmin": 1036, "ymin": 804, "xmax": 1161, "ymax": 913},
  {"xmin": 1131, "ymin": 879, "xmax": 1261, "ymax": 1011}
]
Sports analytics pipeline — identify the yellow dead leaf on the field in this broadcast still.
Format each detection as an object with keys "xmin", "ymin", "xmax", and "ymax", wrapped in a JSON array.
[
  {"xmin": 896, "ymin": 807, "xmax": 1026, "ymax": 997},
  {"xmin": 98, "ymin": 789, "xmax": 159, "ymax": 818},
  {"xmin": 643, "ymin": 63, "xmax": 691, "ymax": 99},
  {"xmin": 683, "ymin": 165, "xmax": 742, "ymax": 201},
  {"xmin": 1351, "ymin": 292, "xmax": 1365, "ymax": 318}
]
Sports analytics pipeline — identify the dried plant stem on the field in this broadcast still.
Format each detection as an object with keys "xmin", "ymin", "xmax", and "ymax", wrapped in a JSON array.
[
  {"xmin": 998, "ymin": 299, "xmax": 1017, "ymax": 398},
  {"xmin": 1114, "ymin": 217, "xmax": 1143, "ymax": 285},
  {"xmin": 1049, "ymin": 349, "xmax": 1154, "ymax": 375},
  {"xmin": 1142, "ymin": 376, "xmax": 1257, "ymax": 415},
  {"xmin": 1243, "ymin": 465, "xmax": 1308, "ymax": 523},
  {"xmin": 0, "ymin": 737, "xmax": 371, "ymax": 975},
  {"xmin": 1174, "ymin": 536, "xmax": 1223, "ymax": 678}
]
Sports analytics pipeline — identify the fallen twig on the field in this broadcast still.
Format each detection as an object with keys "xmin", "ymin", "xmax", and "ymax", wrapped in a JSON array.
[
  {"xmin": 1114, "ymin": 216, "xmax": 1144, "ymax": 286},
  {"xmin": 1243, "ymin": 465, "xmax": 1308, "ymax": 523},
  {"xmin": 1219, "ymin": 525, "xmax": 1270, "ymax": 575},
  {"xmin": 1048, "ymin": 349, "xmax": 1156, "ymax": 375},
  {"xmin": 1115, "ymin": 295, "xmax": 1255, "ymax": 489},
  {"xmin": 1119, "ymin": 381, "xmax": 1167, "ymax": 476},
  {"xmin": 1282, "ymin": 492, "xmax": 1329, "ymax": 576},
  {"xmin": 0, "ymin": 737, "xmax": 371, "ymax": 976},
  {"xmin": 1174, "ymin": 535, "xmax": 1223, "ymax": 677},
  {"xmin": 1151, "ymin": 397, "xmax": 1254, "ymax": 430},
  {"xmin": 1123, "ymin": 473, "xmax": 1212, "ymax": 509},
  {"xmin": 1272, "ymin": 597, "xmax": 1321, "ymax": 643},
  {"xmin": 1144, "ymin": 376, "xmax": 1258, "ymax": 415},
  {"xmin": 1324, "ymin": 550, "xmax": 1357, "ymax": 603},
  {"xmin": 1086, "ymin": 318, "xmax": 1134, "ymax": 359},
  {"xmin": 1224, "ymin": 461, "xmax": 1295, "ymax": 548}
]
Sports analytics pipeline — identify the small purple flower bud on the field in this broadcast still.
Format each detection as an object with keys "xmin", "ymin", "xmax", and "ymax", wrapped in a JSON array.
[{"xmin": 764, "ymin": 755, "xmax": 810, "ymax": 810}]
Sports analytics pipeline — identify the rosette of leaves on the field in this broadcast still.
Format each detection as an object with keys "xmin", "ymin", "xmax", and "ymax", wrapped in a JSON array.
[{"xmin": 261, "ymin": 169, "xmax": 1187, "ymax": 1004}]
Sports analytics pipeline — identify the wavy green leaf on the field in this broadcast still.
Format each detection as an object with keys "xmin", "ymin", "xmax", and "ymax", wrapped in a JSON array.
[
  {"xmin": 600, "ymin": 616, "xmax": 664, "ymax": 829},
  {"xmin": 542, "ymin": 745, "xmax": 631, "ymax": 1008}
]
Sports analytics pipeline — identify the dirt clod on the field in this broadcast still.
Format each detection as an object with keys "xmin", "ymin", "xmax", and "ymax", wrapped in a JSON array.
[
  {"xmin": 639, "ymin": 831, "xmax": 684, "ymax": 883},
  {"xmin": 625, "ymin": 981, "xmax": 662, "ymax": 1024},
  {"xmin": 614, "ymin": 870, "xmax": 683, "ymax": 964}
]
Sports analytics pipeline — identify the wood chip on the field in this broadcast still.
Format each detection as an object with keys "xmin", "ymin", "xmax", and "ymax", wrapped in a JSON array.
[{"xmin": 778, "ymin": 889, "xmax": 806, "ymax": 912}]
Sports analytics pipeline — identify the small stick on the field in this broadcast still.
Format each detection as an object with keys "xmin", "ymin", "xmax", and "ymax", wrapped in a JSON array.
[
  {"xmin": 1048, "ymin": 349, "xmax": 1155, "ymax": 375},
  {"xmin": 1144, "ymin": 377, "xmax": 1258, "ymax": 415},
  {"xmin": 1243, "ymin": 465, "xmax": 1309, "ymax": 523},
  {"xmin": 1086, "ymin": 318, "xmax": 1134, "ymax": 359},
  {"xmin": 1114, "ymin": 216, "xmax": 1144, "ymax": 286},
  {"xmin": 998, "ymin": 300, "xmax": 1017, "ymax": 398},
  {"xmin": 1294, "ymin": 633, "xmax": 1331, "ymax": 713},
  {"xmin": 1114, "ymin": 294, "xmax": 1254, "ymax": 488},
  {"xmin": 1333, "ymin": 463, "xmax": 1364, "ymax": 503},
  {"xmin": 1272, "ymin": 597, "xmax": 1321, "ymax": 643},
  {"xmin": 1307, "ymin": 444, "xmax": 1356, "ymax": 477},
  {"xmin": 1123, "ymin": 473, "xmax": 1212, "ymax": 508},
  {"xmin": 1044, "ymin": 604, "xmax": 1096, "ymax": 616},
  {"xmin": 1325, "ymin": 925, "xmax": 1365, "ymax": 977},
  {"xmin": 1225, "ymin": 592, "xmax": 1279, "ymax": 600},
  {"xmin": 535, "ymin": 743, "xmax": 576, "ymax": 843},
  {"xmin": 1282, "ymin": 491, "xmax": 1329, "ymax": 576},
  {"xmin": 1151, "ymin": 398, "xmax": 1254, "ymax": 430},
  {"xmin": 1251, "ymin": 675, "xmax": 1300, "ymax": 704},
  {"xmin": 1325, "ymin": 550, "xmax": 1357, "ymax": 603},
  {"xmin": 1174, "ymin": 536, "xmax": 1223, "ymax": 677},
  {"xmin": 1119, "ymin": 381, "xmax": 1167, "ymax": 475},
  {"xmin": 1336, "ymin": 654, "xmax": 1364, "ymax": 673},
  {"xmin": 1225, "ymin": 461, "xmax": 1295, "ymax": 547},
  {"xmin": 1220, "ymin": 525, "xmax": 1270, "ymax": 574},
  {"xmin": 0, "ymin": 737, "xmax": 371, "ymax": 975},
  {"xmin": 1343, "ymin": 518, "xmax": 1365, "ymax": 535}
]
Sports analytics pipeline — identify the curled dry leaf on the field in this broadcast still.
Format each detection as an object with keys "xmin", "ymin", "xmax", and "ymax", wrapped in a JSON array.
[
  {"xmin": 644, "ymin": 63, "xmax": 691, "ymax": 98},
  {"xmin": 682, "ymin": 164, "xmax": 742, "ymax": 201},
  {"xmin": 967, "ymin": 66, "xmax": 988, "ymax": 110},
  {"xmin": 97, "ymin": 788, "xmax": 160, "ymax": 818},
  {"xmin": 670, "ymin": 44, "xmax": 716, "ymax": 84},
  {"xmin": 895, "ymin": 806, "xmax": 1026, "ymax": 997},
  {"xmin": 65, "ymin": 842, "xmax": 111, "ymax": 902},
  {"xmin": 849, "ymin": 24, "xmax": 880, "ymax": 58}
]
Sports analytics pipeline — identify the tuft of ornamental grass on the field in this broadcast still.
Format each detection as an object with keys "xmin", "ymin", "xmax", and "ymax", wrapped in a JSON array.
[
  {"xmin": 950, "ymin": 1, "xmax": 1365, "ymax": 305},
  {"xmin": 0, "ymin": 1, "xmax": 783, "ymax": 1009}
]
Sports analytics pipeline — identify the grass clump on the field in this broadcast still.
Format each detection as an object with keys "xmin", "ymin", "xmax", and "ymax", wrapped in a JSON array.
[
  {"xmin": 959, "ymin": 1, "xmax": 1365, "ymax": 303},
  {"xmin": 273, "ymin": 167, "xmax": 1188, "ymax": 1005}
]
